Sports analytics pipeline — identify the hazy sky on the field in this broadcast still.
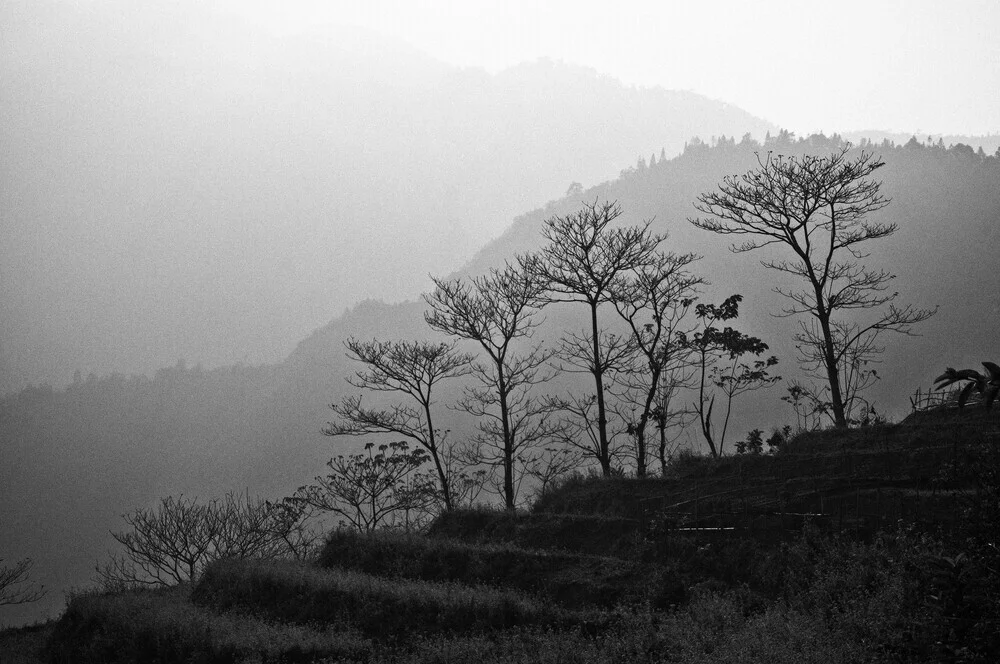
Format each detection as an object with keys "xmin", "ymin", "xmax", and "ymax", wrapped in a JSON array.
[{"xmin": 232, "ymin": 0, "xmax": 1000, "ymax": 137}]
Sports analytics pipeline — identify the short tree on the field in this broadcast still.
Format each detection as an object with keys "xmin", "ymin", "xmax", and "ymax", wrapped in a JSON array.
[
  {"xmin": 325, "ymin": 339, "xmax": 474, "ymax": 511},
  {"xmin": 683, "ymin": 295, "xmax": 779, "ymax": 458},
  {"xmin": 292, "ymin": 441, "xmax": 433, "ymax": 532},
  {"xmin": 530, "ymin": 200, "xmax": 665, "ymax": 475},
  {"xmin": 98, "ymin": 492, "xmax": 308, "ymax": 589},
  {"xmin": 691, "ymin": 148, "xmax": 934, "ymax": 427},
  {"xmin": 0, "ymin": 558, "xmax": 45, "ymax": 606},
  {"xmin": 424, "ymin": 262, "xmax": 557, "ymax": 510}
]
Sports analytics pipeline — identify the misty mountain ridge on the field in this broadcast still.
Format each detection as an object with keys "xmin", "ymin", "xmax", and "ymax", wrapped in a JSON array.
[{"xmin": 2, "ymin": 0, "xmax": 779, "ymax": 397}]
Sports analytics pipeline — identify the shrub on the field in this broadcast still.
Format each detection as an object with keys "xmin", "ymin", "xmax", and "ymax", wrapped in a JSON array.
[{"xmin": 97, "ymin": 492, "xmax": 316, "ymax": 590}]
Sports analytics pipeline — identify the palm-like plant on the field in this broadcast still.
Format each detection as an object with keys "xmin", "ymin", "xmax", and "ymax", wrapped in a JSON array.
[{"xmin": 934, "ymin": 362, "xmax": 1000, "ymax": 410}]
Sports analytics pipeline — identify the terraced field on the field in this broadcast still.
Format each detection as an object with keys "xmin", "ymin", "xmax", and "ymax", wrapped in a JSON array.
[{"xmin": 9, "ymin": 413, "xmax": 1000, "ymax": 662}]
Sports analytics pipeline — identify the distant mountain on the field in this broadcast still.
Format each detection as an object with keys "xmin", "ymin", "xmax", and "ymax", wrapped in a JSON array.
[
  {"xmin": 843, "ymin": 131, "xmax": 1000, "ymax": 155},
  {"xmin": 1, "ymin": 0, "xmax": 777, "ymax": 396},
  {"xmin": 5, "ymin": 133, "xmax": 997, "ymax": 627}
]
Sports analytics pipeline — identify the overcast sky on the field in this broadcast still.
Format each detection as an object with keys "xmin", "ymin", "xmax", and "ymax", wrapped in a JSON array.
[{"xmin": 225, "ymin": 0, "xmax": 998, "ymax": 137}]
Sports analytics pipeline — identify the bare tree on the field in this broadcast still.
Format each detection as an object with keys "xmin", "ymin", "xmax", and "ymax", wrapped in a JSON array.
[
  {"xmin": 98, "ymin": 492, "xmax": 308, "ymax": 589},
  {"xmin": 542, "ymin": 392, "xmax": 628, "ymax": 473},
  {"xmin": 213, "ymin": 491, "xmax": 318, "ymax": 561},
  {"xmin": 523, "ymin": 445, "xmax": 583, "ymax": 499},
  {"xmin": 292, "ymin": 441, "xmax": 433, "ymax": 532},
  {"xmin": 611, "ymin": 251, "xmax": 702, "ymax": 476},
  {"xmin": 101, "ymin": 495, "xmax": 218, "ymax": 587},
  {"xmin": 425, "ymin": 262, "xmax": 559, "ymax": 510},
  {"xmin": 530, "ymin": 200, "xmax": 665, "ymax": 475},
  {"xmin": 325, "ymin": 339, "xmax": 474, "ymax": 510},
  {"xmin": 691, "ymin": 148, "xmax": 934, "ymax": 427},
  {"xmin": 0, "ymin": 558, "xmax": 46, "ymax": 606}
]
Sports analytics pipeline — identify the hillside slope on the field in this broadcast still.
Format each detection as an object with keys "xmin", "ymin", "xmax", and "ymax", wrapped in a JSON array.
[{"xmin": 19, "ymin": 414, "xmax": 1000, "ymax": 663}]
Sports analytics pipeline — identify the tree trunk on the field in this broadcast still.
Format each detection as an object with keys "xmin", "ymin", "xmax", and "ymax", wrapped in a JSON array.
[
  {"xmin": 424, "ymin": 404, "xmax": 453, "ymax": 510},
  {"xmin": 816, "ymin": 307, "xmax": 848, "ymax": 428},
  {"xmin": 658, "ymin": 422, "xmax": 668, "ymax": 475},
  {"xmin": 634, "ymin": 366, "xmax": 660, "ymax": 478},
  {"xmin": 590, "ymin": 300, "xmax": 611, "ymax": 475},
  {"xmin": 696, "ymin": 349, "xmax": 720, "ymax": 458},
  {"xmin": 498, "ymin": 374, "xmax": 515, "ymax": 511}
]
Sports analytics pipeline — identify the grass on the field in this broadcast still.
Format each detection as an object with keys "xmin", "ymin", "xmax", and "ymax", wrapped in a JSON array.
[
  {"xmin": 427, "ymin": 508, "xmax": 649, "ymax": 557},
  {"xmin": 46, "ymin": 584, "xmax": 374, "ymax": 664},
  {"xmin": 0, "ymin": 622, "xmax": 54, "ymax": 664},
  {"xmin": 192, "ymin": 558, "xmax": 608, "ymax": 638},
  {"xmin": 34, "ymin": 413, "xmax": 1000, "ymax": 662},
  {"xmin": 43, "ymin": 530, "xmax": 972, "ymax": 664},
  {"xmin": 37, "ymin": 525, "xmax": 1000, "ymax": 663},
  {"xmin": 318, "ymin": 529, "xmax": 683, "ymax": 608}
]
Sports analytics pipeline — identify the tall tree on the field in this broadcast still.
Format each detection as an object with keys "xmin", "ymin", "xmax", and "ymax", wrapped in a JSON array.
[
  {"xmin": 691, "ymin": 148, "xmax": 934, "ymax": 427},
  {"xmin": 325, "ymin": 339, "xmax": 473, "ymax": 511},
  {"xmin": 611, "ymin": 251, "xmax": 702, "ymax": 476},
  {"xmin": 424, "ymin": 262, "xmax": 556, "ymax": 510},
  {"xmin": 530, "ymin": 200, "xmax": 665, "ymax": 475}
]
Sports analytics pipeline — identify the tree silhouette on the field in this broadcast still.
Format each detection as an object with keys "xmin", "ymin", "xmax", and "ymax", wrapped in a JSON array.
[
  {"xmin": 292, "ymin": 441, "xmax": 433, "ymax": 532},
  {"xmin": 682, "ymin": 295, "xmax": 779, "ymax": 457},
  {"xmin": 691, "ymin": 148, "xmax": 933, "ymax": 427},
  {"xmin": 530, "ymin": 200, "xmax": 665, "ymax": 475},
  {"xmin": 425, "ymin": 262, "xmax": 557, "ymax": 510},
  {"xmin": 97, "ymin": 492, "xmax": 311, "ymax": 589},
  {"xmin": 611, "ymin": 250, "xmax": 702, "ymax": 476},
  {"xmin": 325, "ymin": 339, "xmax": 474, "ymax": 510}
]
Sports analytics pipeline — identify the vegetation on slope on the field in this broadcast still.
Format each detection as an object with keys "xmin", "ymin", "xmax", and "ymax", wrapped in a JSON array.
[
  {"xmin": 319, "ymin": 530, "xmax": 681, "ymax": 608},
  {"xmin": 8, "ymin": 414, "xmax": 990, "ymax": 663}
]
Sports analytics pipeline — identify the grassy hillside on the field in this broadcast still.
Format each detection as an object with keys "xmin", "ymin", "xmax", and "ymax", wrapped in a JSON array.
[{"xmin": 7, "ymin": 411, "xmax": 998, "ymax": 662}]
